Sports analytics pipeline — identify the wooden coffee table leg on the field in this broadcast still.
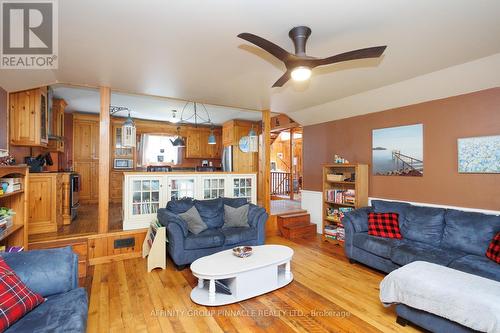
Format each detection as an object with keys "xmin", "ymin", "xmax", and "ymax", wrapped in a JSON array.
[
  {"xmin": 285, "ymin": 261, "xmax": 291, "ymax": 279},
  {"xmin": 198, "ymin": 278, "xmax": 204, "ymax": 289},
  {"xmin": 209, "ymin": 279, "xmax": 216, "ymax": 303}
]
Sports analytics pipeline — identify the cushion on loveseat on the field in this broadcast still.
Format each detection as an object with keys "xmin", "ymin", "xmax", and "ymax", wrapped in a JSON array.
[
  {"xmin": 353, "ymin": 233, "xmax": 400, "ymax": 258},
  {"xmin": 448, "ymin": 254, "xmax": 500, "ymax": 282},
  {"xmin": 401, "ymin": 206, "xmax": 445, "ymax": 244},
  {"xmin": 390, "ymin": 240, "xmax": 466, "ymax": 266},
  {"xmin": 194, "ymin": 198, "xmax": 224, "ymax": 229},
  {"xmin": 5, "ymin": 288, "xmax": 88, "ymax": 333},
  {"xmin": 222, "ymin": 197, "xmax": 248, "ymax": 208},
  {"xmin": 441, "ymin": 209, "xmax": 500, "ymax": 256},
  {"xmin": 221, "ymin": 227, "xmax": 257, "ymax": 245},
  {"xmin": 184, "ymin": 229, "xmax": 224, "ymax": 250},
  {"xmin": 166, "ymin": 198, "xmax": 194, "ymax": 214}
]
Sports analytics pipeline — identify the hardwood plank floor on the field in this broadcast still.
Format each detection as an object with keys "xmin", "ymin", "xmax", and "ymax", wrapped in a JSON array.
[{"xmin": 87, "ymin": 235, "xmax": 423, "ymax": 333}]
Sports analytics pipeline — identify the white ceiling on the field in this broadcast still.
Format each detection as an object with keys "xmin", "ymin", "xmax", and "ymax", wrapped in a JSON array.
[
  {"xmin": 1, "ymin": 0, "xmax": 500, "ymax": 125},
  {"xmin": 51, "ymin": 85, "xmax": 262, "ymax": 125}
]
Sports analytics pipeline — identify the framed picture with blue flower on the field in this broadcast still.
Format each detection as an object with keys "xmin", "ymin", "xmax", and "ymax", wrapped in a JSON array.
[{"xmin": 457, "ymin": 135, "xmax": 500, "ymax": 173}]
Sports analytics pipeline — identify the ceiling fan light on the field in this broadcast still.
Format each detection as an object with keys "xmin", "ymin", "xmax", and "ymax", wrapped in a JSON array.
[{"xmin": 291, "ymin": 66, "xmax": 311, "ymax": 82}]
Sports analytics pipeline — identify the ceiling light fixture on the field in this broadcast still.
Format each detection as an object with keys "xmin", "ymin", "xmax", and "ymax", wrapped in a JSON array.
[
  {"xmin": 291, "ymin": 66, "xmax": 312, "ymax": 82},
  {"xmin": 208, "ymin": 128, "xmax": 216, "ymax": 145},
  {"xmin": 170, "ymin": 110, "xmax": 180, "ymax": 123},
  {"xmin": 179, "ymin": 101, "xmax": 216, "ymax": 145}
]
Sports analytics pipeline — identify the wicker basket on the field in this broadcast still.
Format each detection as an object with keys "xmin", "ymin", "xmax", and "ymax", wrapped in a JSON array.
[{"xmin": 327, "ymin": 174, "xmax": 344, "ymax": 182}]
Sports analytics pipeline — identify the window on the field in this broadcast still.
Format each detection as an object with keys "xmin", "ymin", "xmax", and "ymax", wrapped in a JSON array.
[{"xmin": 138, "ymin": 134, "xmax": 178, "ymax": 166}]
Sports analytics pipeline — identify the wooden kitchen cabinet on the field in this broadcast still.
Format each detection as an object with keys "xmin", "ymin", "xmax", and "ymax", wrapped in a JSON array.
[
  {"xmin": 47, "ymin": 98, "xmax": 67, "ymax": 152},
  {"xmin": 9, "ymin": 87, "xmax": 49, "ymax": 147},
  {"xmin": 185, "ymin": 128, "xmax": 222, "ymax": 159},
  {"xmin": 28, "ymin": 173, "xmax": 62, "ymax": 235},
  {"xmin": 73, "ymin": 113, "xmax": 100, "ymax": 204}
]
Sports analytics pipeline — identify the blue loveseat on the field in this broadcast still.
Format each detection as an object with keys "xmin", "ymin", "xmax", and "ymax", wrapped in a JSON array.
[
  {"xmin": 157, "ymin": 197, "xmax": 268, "ymax": 267},
  {"xmin": 0, "ymin": 247, "xmax": 88, "ymax": 333},
  {"xmin": 344, "ymin": 199, "xmax": 500, "ymax": 333}
]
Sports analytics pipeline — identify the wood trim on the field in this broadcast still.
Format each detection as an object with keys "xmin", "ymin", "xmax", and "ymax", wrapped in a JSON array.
[
  {"xmin": 289, "ymin": 127, "xmax": 294, "ymax": 201},
  {"xmin": 262, "ymin": 110, "xmax": 271, "ymax": 213},
  {"xmin": 98, "ymin": 87, "xmax": 110, "ymax": 234}
]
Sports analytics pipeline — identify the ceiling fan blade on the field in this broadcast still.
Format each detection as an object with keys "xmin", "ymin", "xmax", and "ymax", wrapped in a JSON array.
[
  {"xmin": 237, "ymin": 33, "xmax": 291, "ymax": 61},
  {"xmin": 272, "ymin": 71, "xmax": 291, "ymax": 87},
  {"xmin": 313, "ymin": 46, "xmax": 387, "ymax": 67}
]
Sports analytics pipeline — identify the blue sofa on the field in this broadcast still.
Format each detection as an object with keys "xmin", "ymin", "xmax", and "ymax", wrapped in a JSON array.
[
  {"xmin": 344, "ymin": 199, "xmax": 500, "ymax": 332},
  {"xmin": 0, "ymin": 247, "xmax": 88, "ymax": 333},
  {"xmin": 157, "ymin": 197, "xmax": 268, "ymax": 267}
]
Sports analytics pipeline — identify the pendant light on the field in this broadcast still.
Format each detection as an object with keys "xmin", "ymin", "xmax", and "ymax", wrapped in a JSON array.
[
  {"xmin": 121, "ymin": 111, "xmax": 136, "ymax": 148},
  {"xmin": 208, "ymin": 127, "xmax": 216, "ymax": 145},
  {"xmin": 248, "ymin": 125, "xmax": 258, "ymax": 152},
  {"xmin": 170, "ymin": 127, "xmax": 186, "ymax": 147}
]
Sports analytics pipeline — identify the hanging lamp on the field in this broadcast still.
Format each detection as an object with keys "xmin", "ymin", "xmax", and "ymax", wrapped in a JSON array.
[
  {"xmin": 248, "ymin": 125, "xmax": 258, "ymax": 152},
  {"xmin": 110, "ymin": 106, "xmax": 136, "ymax": 148},
  {"xmin": 208, "ymin": 127, "xmax": 216, "ymax": 145},
  {"xmin": 170, "ymin": 127, "xmax": 186, "ymax": 147}
]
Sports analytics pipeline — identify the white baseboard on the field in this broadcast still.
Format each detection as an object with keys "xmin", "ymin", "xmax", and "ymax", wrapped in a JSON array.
[{"xmin": 301, "ymin": 190, "xmax": 323, "ymax": 234}]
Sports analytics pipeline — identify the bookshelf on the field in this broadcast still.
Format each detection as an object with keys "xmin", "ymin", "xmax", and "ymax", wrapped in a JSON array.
[
  {"xmin": 0, "ymin": 166, "xmax": 28, "ymax": 250},
  {"xmin": 142, "ymin": 219, "xmax": 166, "ymax": 272},
  {"xmin": 322, "ymin": 164, "xmax": 368, "ymax": 246}
]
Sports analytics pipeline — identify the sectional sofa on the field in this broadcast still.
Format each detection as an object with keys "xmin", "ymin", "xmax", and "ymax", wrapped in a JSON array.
[{"xmin": 343, "ymin": 199, "xmax": 500, "ymax": 332}]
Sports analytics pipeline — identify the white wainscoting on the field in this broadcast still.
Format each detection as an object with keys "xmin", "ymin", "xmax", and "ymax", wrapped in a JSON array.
[
  {"xmin": 299, "ymin": 191, "xmax": 500, "ymax": 235},
  {"xmin": 301, "ymin": 190, "xmax": 323, "ymax": 234},
  {"xmin": 369, "ymin": 197, "xmax": 500, "ymax": 216}
]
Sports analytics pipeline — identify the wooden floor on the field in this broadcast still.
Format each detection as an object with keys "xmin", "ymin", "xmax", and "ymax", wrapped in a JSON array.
[
  {"xmin": 29, "ymin": 203, "xmax": 123, "ymax": 242},
  {"xmin": 87, "ymin": 235, "xmax": 423, "ymax": 333}
]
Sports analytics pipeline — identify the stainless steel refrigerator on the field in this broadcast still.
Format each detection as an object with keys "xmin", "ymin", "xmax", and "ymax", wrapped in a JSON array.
[{"xmin": 222, "ymin": 146, "xmax": 233, "ymax": 172}]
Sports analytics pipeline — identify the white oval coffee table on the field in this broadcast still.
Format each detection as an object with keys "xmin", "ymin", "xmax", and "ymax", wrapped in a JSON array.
[{"xmin": 190, "ymin": 244, "xmax": 294, "ymax": 306}]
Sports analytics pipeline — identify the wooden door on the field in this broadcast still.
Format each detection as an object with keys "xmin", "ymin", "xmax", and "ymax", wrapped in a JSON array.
[
  {"xmin": 73, "ymin": 121, "xmax": 93, "ymax": 160},
  {"xmin": 74, "ymin": 161, "xmax": 92, "ymax": 201},
  {"xmin": 91, "ymin": 122, "xmax": 99, "ymax": 161},
  {"xmin": 38, "ymin": 87, "xmax": 48, "ymax": 145},
  {"xmin": 91, "ymin": 162, "xmax": 99, "ymax": 201},
  {"xmin": 28, "ymin": 175, "xmax": 57, "ymax": 234}
]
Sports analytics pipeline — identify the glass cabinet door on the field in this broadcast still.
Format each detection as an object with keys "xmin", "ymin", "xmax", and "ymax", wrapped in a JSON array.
[
  {"xmin": 232, "ymin": 177, "xmax": 253, "ymax": 200},
  {"xmin": 202, "ymin": 177, "xmax": 225, "ymax": 199},
  {"xmin": 131, "ymin": 178, "xmax": 161, "ymax": 216},
  {"xmin": 168, "ymin": 177, "xmax": 196, "ymax": 201}
]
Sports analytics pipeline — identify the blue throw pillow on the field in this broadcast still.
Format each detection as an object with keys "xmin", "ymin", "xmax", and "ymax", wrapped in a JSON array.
[
  {"xmin": 194, "ymin": 198, "xmax": 224, "ymax": 229},
  {"xmin": 441, "ymin": 209, "xmax": 500, "ymax": 256},
  {"xmin": 401, "ymin": 206, "xmax": 445, "ymax": 245},
  {"xmin": 166, "ymin": 198, "xmax": 194, "ymax": 214}
]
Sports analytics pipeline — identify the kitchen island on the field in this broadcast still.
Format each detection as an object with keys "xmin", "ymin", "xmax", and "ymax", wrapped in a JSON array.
[{"xmin": 122, "ymin": 172, "xmax": 257, "ymax": 230}]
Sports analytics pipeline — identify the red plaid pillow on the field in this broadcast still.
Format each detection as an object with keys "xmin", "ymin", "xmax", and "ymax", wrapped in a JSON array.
[
  {"xmin": 0, "ymin": 257, "xmax": 44, "ymax": 331},
  {"xmin": 368, "ymin": 212, "xmax": 402, "ymax": 239},
  {"xmin": 486, "ymin": 232, "xmax": 500, "ymax": 264}
]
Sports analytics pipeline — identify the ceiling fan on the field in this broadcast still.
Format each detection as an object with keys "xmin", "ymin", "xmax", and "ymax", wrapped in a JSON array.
[{"xmin": 237, "ymin": 26, "xmax": 387, "ymax": 87}]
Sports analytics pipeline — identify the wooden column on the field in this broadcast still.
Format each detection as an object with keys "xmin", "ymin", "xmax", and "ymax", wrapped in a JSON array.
[
  {"xmin": 289, "ymin": 128, "xmax": 294, "ymax": 201},
  {"xmin": 261, "ymin": 110, "xmax": 271, "ymax": 213},
  {"xmin": 98, "ymin": 87, "xmax": 110, "ymax": 234}
]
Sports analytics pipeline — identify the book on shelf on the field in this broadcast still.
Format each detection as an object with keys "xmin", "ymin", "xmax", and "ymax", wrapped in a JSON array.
[
  {"xmin": 326, "ymin": 207, "xmax": 353, "ymax": 224},
  {"xmin": 325, "ymin": 189, "xmax": 356, "ymax": 205}
]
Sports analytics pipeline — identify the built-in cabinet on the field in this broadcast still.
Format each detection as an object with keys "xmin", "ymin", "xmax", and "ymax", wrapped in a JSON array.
[
  {"xmin": 9, "ymin": 87, "xmax": 49, "ymax": 147},
  {"xmin": 123, "ymin": 172, "xmax": 257, "ymax": 230},
  {"xmin": 47, "ymin": 98, "xmax": 67, "ymax": 152},
  {"xmin": 28, "ymin": 173, "xmax": 62, "ymax": 234},
  {"xmin": 73, "ymin": 113, "xmax": 100, "ymax": 203}
]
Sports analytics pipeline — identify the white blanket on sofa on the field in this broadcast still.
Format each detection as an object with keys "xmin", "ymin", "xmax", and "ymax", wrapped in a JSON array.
[{"xmin": 379, "ymin": 261, "xmax": 500, "ymax": 333}]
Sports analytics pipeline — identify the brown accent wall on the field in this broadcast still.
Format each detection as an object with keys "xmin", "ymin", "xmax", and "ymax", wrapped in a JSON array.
[{"xmin": 303, "ymin": 88, "xmax": 500, "ymax": 211}]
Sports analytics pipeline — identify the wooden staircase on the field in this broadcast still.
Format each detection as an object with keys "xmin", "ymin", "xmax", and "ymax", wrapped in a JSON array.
[{"xmin": 277, "ymin": 210, "xmax": 317, "ymax": 239}]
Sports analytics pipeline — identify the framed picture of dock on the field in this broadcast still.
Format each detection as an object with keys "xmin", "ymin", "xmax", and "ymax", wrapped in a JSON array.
[
  {"xmin": 372, "ymin": 124, "xmax": 424, "ymax": 176},
  {"xmin": 457, "ymin": 135, "xmax": 500, "ymax": 173}
]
